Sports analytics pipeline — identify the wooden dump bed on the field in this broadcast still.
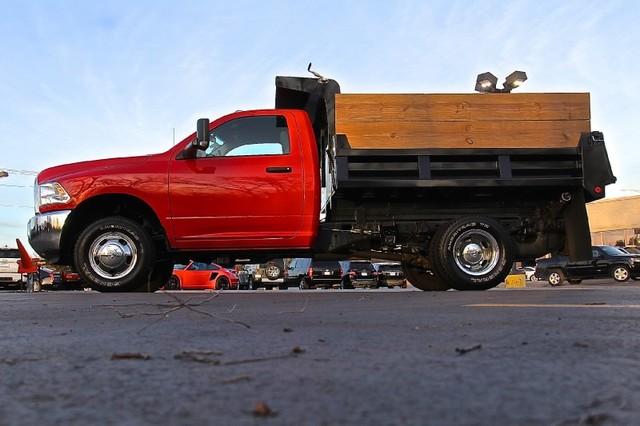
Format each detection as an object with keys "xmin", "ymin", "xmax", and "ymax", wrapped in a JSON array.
[{"xmin": 335, "ymin": 93, "xmax": 590, "ymax": 149}]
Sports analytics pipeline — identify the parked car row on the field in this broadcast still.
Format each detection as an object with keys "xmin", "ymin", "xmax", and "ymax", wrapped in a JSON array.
[
  {"xmin": 286, "ymin": 258, "xmax": 407, "ymax": 290},
  {"xmin": 161, "ymin": 258, "xmax": 408, "ymax": 291}
]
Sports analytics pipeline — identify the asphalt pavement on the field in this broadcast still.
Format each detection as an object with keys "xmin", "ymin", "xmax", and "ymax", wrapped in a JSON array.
[{"xmin": 1, "ymin": 281, "xmax": 640, "ymax": 425}]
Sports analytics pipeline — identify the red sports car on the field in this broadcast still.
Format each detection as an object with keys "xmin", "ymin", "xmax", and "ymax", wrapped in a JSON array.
[{"xmin": 167, "ymin": 261, "xmax": 239, "ymax": 290}]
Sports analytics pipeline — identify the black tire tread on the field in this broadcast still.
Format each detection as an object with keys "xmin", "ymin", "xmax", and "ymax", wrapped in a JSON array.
[{"xmin": 430, "ymin": 216, "xmax": 513, "ymax": 291}]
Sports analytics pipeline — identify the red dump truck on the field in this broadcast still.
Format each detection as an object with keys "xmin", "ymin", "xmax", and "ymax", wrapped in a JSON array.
[{"xmin": 28, "ymin": 71, "xmax": 616, "ymax": 292}]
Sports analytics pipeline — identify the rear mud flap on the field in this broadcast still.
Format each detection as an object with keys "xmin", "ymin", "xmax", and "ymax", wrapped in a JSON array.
[{"xmin": 563, "ymin": 190, "xmax": 592, "ymax": 261}]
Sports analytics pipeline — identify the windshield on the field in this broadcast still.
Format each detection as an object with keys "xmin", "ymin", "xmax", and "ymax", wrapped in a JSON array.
[
  {"xmin": 311, "ymin": 261, "xmax": 340, "ymax": 270},
  {"xmin": 349, "ymin": 261, "xmax": 375, "ymax": 271},
  {"xmin": 378, "ymin": 264, "xmax": 401, "ymax": 272},
  {"xmin": 600, "ymin": 246, "xmax": 627, "ymax": 256},
  {"xmin": 188, "ymin": 262, "xmax": 220, "ymax": 271}
]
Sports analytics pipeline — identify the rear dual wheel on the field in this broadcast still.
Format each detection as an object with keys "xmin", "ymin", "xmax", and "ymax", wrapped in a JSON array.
[
  {"xmin": 430, "ymin": 217, "xmax": 514, "ymax": 291},
  {"xmin": 405, "ymin": 216, "xmax": 513, "ymax": 292},
  {"xmin": 402, "ymin": 265, "xmax": 450, "ymax": 291}
]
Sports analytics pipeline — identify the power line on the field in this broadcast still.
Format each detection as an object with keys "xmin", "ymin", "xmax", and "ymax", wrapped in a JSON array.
[
  {"xmin": 0, "ymin": 168, "xmax": 38, "ymax": 176},
  {"xmin": 0, "ymin": 204, "xmax": 33, "ymax": 209},
  {"xmin": 0, "ymin": 184, "xmax": 33, "ymax": 188}
]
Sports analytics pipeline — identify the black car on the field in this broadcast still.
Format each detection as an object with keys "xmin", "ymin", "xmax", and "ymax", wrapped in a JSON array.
[
  {"xmin": 375, "ymin": 262, "xmax": 407, "ymax": 288},
  {"xmin": 283, "ymin": 258, "xmax": 311, "ymax": 287},
  {"xmin": 535, "ymin": 246, "xmax": 640, "ymax": 286},
  {"xmin": 286, "ymin": 259, "xmax": 346, "ymax": 289},
  {"xmin": 344, "ymin": 260, "xmax": 381, "ymax": 288}
]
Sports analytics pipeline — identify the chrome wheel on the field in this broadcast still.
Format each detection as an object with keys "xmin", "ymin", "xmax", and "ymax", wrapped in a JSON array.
[
  {"xmin": 613, "ymin": 266, "xmax": 630, "ymax": 282},
  {"xmin": 88, "ymin": 232, "xmax": 138, "ymax": 280},
  {"xmin": 452, "ymin": 229, "xmax": 500, "ymax": 276},
  {"xmin": 548, "ymin": 272, "xmax": 561, "ymax": 286}
]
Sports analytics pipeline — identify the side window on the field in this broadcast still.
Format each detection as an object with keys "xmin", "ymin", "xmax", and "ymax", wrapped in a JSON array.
[{"xmin": 199, "ymin": 115, "xmax": 290, "ymax": 158}]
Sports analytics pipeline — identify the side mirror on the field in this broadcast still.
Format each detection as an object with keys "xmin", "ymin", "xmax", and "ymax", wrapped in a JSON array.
[{"xmin": 194, "ymin": 118, "xmax": 210, "ymax": 150}]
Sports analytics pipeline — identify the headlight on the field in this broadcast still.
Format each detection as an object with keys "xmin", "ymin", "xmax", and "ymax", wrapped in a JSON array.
[{"xmin": 36, "ymin": 182, "xmax": 71, "ymax": 210}]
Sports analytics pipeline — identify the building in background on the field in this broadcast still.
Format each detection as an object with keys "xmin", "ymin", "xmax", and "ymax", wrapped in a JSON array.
[{"xmin": 587, "ymin": 195, "xmax": 640, "ymax": 246}]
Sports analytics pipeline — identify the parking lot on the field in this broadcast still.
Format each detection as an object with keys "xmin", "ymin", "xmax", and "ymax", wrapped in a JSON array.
[{"xmin": 2, "ymin": 280, "xmax": 640, "ymax": 425}]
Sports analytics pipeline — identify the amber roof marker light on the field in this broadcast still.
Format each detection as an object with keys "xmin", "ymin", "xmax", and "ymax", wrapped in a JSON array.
[{"xmin": 475, "ymin": 70, "xmax": 527, "ymax": 93}]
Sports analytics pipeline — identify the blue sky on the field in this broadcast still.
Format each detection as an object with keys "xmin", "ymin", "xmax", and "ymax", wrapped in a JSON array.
[{"xmin": 1, "ymin": 0, "xmax": 639, "ymax": 248}]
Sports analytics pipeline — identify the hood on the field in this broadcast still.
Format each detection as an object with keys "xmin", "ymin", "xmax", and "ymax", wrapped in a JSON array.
[{"xmin": 37, "ymin": 154, "xmax": 158, "ymax": 184}]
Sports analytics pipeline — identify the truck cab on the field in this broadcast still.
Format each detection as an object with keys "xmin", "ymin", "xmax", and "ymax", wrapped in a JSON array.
[{"xmin": 29, "ymin": 109, "xmax": 320, "ymax": 292}]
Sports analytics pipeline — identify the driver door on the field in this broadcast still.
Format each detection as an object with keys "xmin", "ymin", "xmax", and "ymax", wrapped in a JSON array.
[{"xmin": 168, "ymin": 111, "xmax": 305, "ymax": 250}]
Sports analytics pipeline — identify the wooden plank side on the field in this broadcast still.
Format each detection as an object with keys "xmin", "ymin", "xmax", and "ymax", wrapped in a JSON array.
[
  {"xmin": 335, "ymin": 93, "xmax": 590, "ymax": 122},
  {"xmin": 339, "ymin": 119, "xmax": 590, "ymax": 149}
]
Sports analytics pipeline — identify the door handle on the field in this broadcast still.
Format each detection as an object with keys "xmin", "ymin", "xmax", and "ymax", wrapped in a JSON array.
[{"xmin": 266, "ymin": 167, "xmax": 292, "ymax": 173}]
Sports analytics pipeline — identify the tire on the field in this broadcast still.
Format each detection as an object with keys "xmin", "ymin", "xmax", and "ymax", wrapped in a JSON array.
[
  {"xmin": 530, "ymin": 275, "xmax": 538, "ymax": 282},
  {"xmin": 402, "ymin": 264, "xmax": 450, "ymax": 291},
  {"xmin": 166, "ymin": 275, "xmax": 181, "ymax": 290},
  {"xmin": 340, "ymin": 276, "xmax": 353, "ymax": 290},
  {"xmin": 134, "ymin": 259, "xmax": 173, "ymax": 293},
  {"xmin": 217, "ymin": 276, "xmax": 230, "ymax": 290},
  {"xmin": 265, "ymin": 263, "xmax": 282, "ymax": 280},
  {"xmin": 612, "ymin": 265, "xmax": 631, "ymax": 282},
  {"xmin": 74, "ymin": 216, "xmax": 156, "ymax": 292},
  {"xmin": 567, "ymin": 279, "xmax": 582, "ymax": 285},
  {"xmin": 299, "ymin": 278, "xmax": 310, "ymax": 290},
  {"xmin": 429, "ymin": 217, "xmax": 513, "ymax": 291},
  {"xmin": 548, "ymin": 270, "xmax": 564, "ymax": 287}
]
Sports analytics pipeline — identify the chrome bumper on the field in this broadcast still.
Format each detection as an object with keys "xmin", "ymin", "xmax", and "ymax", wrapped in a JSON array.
[{"xmin": 28, "ymin": 210, "xmax": 71, "ymax": 263}]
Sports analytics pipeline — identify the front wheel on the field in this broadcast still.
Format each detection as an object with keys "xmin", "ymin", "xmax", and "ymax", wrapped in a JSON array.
[
  {"xmin": 166, "ymin": 275, "xmax": 180, "ymax": 290},
  {"xmin": 430, "ymin": 217, "xmax": 513, "ymax": 291},
  {"xmin": 612, "ymin": 265, "xmax": 630, "ymax": 282},
  {"xmin": 74, "ymin": 216, "xmax": 157, "ymax": 292},
  {"xmin": 548, "ymin": 270, "xmax": 565, "ymax": 286}
]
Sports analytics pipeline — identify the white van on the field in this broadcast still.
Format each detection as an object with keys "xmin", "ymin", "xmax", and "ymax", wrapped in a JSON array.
[{"xmin": 0, "ymin": 247, "xmax": 22, "ymax": 284}]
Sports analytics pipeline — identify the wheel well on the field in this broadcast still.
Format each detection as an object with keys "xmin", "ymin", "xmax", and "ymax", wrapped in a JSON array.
[{"xmin": 59, "ymin": 194, "xmax": 168, "ymax": 266}]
